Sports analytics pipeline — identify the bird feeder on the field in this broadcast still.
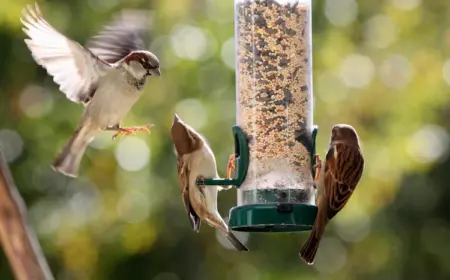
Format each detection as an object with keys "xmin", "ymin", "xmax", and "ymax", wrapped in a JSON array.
[{"xmin": 196, "ymin": 0, "xmax": 318, "ymax": 232}]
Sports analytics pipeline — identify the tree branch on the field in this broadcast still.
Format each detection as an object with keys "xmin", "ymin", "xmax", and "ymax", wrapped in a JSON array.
[{"xmin": 0, "ymin": 151, "xmax": 54, "ymax": 280}]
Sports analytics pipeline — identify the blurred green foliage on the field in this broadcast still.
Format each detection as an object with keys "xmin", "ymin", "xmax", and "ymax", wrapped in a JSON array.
[{"xmin": 1, "ymin": 0, "xmax": 450, "ymax": 279}]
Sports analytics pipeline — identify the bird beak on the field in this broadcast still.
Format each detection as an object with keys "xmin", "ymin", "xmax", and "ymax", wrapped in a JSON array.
[{"xmin": 149, "ymin": 68, "xmax": 161, "ymax": 76}]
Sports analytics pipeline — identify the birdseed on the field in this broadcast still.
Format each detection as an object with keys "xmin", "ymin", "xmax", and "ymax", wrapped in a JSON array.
[{"xmin": 235, "ymin": 0, "xmax": 314, "ymax": 204}]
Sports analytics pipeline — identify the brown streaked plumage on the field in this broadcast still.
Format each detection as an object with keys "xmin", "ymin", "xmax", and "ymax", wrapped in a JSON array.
[
  {"xmin": 300, "ymin": 124, "xmax": 364, "ymax": 265},
  {"xmin": 171, "ymin": 114, "xmax": 248, "ymax": 251}
]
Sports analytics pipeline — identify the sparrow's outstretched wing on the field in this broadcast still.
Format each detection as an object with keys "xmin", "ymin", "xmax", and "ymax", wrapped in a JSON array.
[
  {"xmin": 21, "ymin": 3, "xmax": 109, "ymax": 105},
  {"xmin": 86, "ymin": 9, "xmax": 152, "ymax": 64}
]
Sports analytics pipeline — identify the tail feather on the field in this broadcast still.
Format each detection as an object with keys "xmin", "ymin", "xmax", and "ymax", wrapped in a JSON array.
[
  {"xmin": 205, "ymin": 214, "xmax": 249, "ymax": 252},
  {"xmin": 52, "ymin": 125, "xmax": 97, "ymax": 177},
  {"xmin": 226, "ymin": 231, "xmax": 249, "ymax": 252},
  {"xmin": 299, "ymin": 226, "xmax": 324, "ymax": 265}
]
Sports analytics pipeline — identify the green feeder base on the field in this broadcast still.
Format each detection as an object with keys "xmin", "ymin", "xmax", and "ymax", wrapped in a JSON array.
[
  {"xmin": 196, "ymin": 125, "xmax": 320, "ymax": 233},
  {"xmin": 228, "ymin": 203, "xmax": 318, "ymax": 233}
]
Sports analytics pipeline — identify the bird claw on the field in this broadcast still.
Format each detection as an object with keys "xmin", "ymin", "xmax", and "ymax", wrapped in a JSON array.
[
  {"xmin": 227, "ymin": 153, "xmax": 237, "ymax": 179},
  {"xmin": 112, "ymin": 124, "xmax": 154, "ymax": 140},
  {"xmin": 313, "ymin": 154, "xmax": 322, "ymax": 181},
  {"xmin": 197, "ymin": 176, "xmax": 206, "ymax": 189}
]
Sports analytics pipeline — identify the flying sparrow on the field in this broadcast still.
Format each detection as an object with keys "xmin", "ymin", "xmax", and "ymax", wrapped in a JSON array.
[
  {"xmin": 300, "ymin": 124, "xmax": 364, "ymax": 265},
  {"xmin": 21, "ymin": 3, "xmax": 161, "ymax": 177},
  {"xmin": 170, "ymin": 114, "xmax": 249, "ymax": 252}
]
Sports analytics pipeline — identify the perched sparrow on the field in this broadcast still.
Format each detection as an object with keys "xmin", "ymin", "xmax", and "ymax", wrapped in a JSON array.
[
  {"xmin": 21, "ymin": 3, "xmax": 161, "ymax": 177},
  {"xmin": 300, "ymin": 124, "xmax": 364, "ymax": 265},
  {"xmin": 170, "ymin": 114, "xmax": 249, "ymax": 252}
]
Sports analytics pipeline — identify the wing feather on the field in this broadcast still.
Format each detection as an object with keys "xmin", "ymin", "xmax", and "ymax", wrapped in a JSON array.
[
  {"xmin": 324, "ymin": 144, "xmax": 364, "ymax": 220},
  {"xmin": 177, "ymin": 157, "xmax": 201, "ymax": 232},
  {"xmin": 21, "ymin": 3, "xmax": 109, "ymax": 105},
  {"xmin": 86, "ymin": 9, "xmax": 152, "ymax": 63}
]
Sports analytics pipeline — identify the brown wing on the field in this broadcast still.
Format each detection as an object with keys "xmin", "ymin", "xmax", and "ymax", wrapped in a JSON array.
[
  {"xmin": 177, "ymin": 157, "xmax": 201, "ymax": 232},
  {"xmin": 323, "ymin": 143, "xmax": 364, "ymax": 220}
]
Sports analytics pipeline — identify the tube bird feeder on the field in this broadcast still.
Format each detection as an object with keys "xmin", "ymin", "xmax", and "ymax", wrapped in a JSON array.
[{"xmin": 196, "ymin": 0, "xmax": 318, "ymax": 233}]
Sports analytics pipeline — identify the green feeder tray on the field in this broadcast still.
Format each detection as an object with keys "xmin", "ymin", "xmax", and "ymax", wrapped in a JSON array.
[
  {"xmin": 229, "ymin": 203, "xmax": 317, "ymax": 232},
  {"xmin": 196, "ymin": 125, "xmax": 319, "ymax": 233}
]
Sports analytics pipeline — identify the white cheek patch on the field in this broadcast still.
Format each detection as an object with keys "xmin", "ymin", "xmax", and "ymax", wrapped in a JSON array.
[{"xmin": 127, "ymin": 60, "xmax": 147, "ymax": 79}]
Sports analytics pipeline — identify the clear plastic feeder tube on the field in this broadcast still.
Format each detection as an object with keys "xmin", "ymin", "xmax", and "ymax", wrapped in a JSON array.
[{"xmin": 235, "ymin": 0, "xmax": 314, "ymax": 206}]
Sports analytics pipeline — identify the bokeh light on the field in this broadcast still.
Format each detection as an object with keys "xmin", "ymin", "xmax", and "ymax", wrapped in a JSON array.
[
  {"xmin": 0, "ymin": 129, "xmax": 24, "ymax": 163},
  {"xmin": 221, "ymin": 37, "xmax": 235, "ymax": 70},
  {"xmin": 317, "ymin": 70, "xmax": 349, "ymax": 103},
  {"xmin": 170, "ymin": 25, "xmax": 217, "ymax": 61},
  {"xmin": 115, "ymin": 136, "xmax": 151, "ymax": 171},
  {"xmin": 324, "ymin": 0, "xmax": 358, "ymax": 27},
  {"xmin": 19, "ymin": 85, "xmax": 54, "ymax": 118},
  {"xmin": 364, "ymin": 14, "xmax": 398, "ymax": 49},
  {"xmin": 314, "ymin": 237, "xmax": 348, "ymax": 274},
  {"xmin": 174, "ymin": 99, "xmax": 208, "ymax": 130},
  {"xmin": 378, "ymin": 54, "xmax": 414, "ymax": 89},
  {"xmin": 442, "ymin": 59, "xmax": 450, "ymax": 85},
  {"xmin": 407, "ymin": 124, "xmax": 450, "ymax": 163},
  {"xmin": 339, "ymin": 54, "xmax": 375, "ymax": 88},
  {"xmin": 117, "ymin": 190, "xmax": 151, "ymax": 223},
  {"xmin": 89, "ymin": 133, "xmax": 114, "ymax": 150},
  {"xmin": 335, "ymin": 211, "xmax": 372, "ymax": 243},
  {"xmin": 390, "ymin": 0, "xmax": 422, "ymax": 10}
]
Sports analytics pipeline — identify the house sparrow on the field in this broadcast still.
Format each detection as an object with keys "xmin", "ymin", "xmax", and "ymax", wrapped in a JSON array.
[
  {"xmin": 21, "ymin": 3, "xmax": 161, "ymax": 178},
  {"xmin": 300, "ymin": 124, "xmax": 364, "ymax": 265},
  {"xmin": 170, "ymin": 114, "xmax": 249, "ymax": 252}
]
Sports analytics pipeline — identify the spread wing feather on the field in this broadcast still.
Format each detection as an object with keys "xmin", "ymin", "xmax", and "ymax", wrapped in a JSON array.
[
  {"xmin": 86, "ymin": 9, "xmax": 151, "ymax": 64},
  {"xmin": 21, "ymin": 3, "xmax": 109, "ymax": 105}
]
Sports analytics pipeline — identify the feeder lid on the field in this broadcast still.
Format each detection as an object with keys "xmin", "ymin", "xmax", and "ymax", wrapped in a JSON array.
[{"xmin": 228, "ymin": 203, "xmax": 317, "ymax": 233}]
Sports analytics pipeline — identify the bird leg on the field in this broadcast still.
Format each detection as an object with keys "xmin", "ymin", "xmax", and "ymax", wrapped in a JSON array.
[
  {"xmin": 227, "ymin": 153, "xmax": 237, "ymax": 179},
  {"xmin": 104, "ymin": 123, "xmax": 153, "ymax": 140},
  {"xmin": 313, "ymin": 154, "xmax": 322, "ymax": 182}
]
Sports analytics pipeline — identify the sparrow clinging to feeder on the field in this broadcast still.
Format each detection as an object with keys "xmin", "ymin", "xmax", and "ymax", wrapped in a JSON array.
[
  {"xmin": 21, "ymin": 3, "xmax": 161, "ymax": 177},
  {"xmin": 300, "ymin": 124, "xmax": 364, "ymax": 265},
  {"xmin": 171, "ymin": 114, "xmax": 249, "ymax": 252}
]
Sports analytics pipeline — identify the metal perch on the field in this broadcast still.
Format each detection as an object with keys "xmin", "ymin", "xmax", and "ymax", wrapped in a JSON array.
[{"xmin": 0, "ymin": 150, "xmax": 54, "ymax": 280}]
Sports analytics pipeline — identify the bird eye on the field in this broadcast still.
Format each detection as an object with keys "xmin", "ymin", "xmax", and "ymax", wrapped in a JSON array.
[{"xmin": 141, "ymin": 58, "xmax": 146, "ymax": 63}]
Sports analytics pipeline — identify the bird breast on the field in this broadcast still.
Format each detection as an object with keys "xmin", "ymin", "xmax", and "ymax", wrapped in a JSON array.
[
  {"xmin": 186, "ymin": 147, "xmax": 220, "ymax": 211},
  {"xmin": 187, "ymin": 147, "xmax": 218, "ymax": 180},
  {"xmin": 84, "ymin": 69, "xmax": 144, "ymax": 127}
]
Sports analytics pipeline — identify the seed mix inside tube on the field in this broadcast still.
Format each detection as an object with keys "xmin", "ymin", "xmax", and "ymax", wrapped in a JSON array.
[{"xmin": 236, "ymin": 0, "xmax": 314, "ymax": 205}]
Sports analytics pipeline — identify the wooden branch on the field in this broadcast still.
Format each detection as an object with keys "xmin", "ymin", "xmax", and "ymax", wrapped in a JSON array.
[{"xmin": 0, "ymin": 151, "xmax": 54, "ymax": 280}]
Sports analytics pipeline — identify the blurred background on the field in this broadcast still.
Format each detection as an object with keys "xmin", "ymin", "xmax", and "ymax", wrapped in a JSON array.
[{"xmin": 0, "ymin": 0, "xmax": 449, "ymax": 279}]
